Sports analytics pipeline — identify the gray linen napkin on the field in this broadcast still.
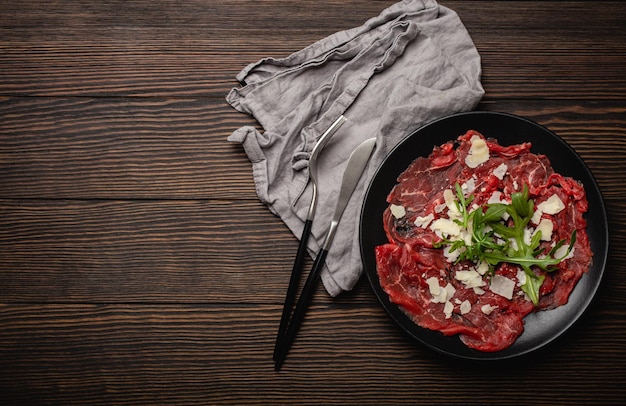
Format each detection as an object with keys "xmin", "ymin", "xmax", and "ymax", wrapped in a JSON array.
[{"xmin": 226, "ymin": 0, "xmax": 484, "ymax": 296}]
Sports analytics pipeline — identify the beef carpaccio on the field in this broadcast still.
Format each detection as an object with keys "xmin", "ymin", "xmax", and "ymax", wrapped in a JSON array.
[{"xmin": 375, "ymin": 130, "xmax": 592, "ymax": 352}]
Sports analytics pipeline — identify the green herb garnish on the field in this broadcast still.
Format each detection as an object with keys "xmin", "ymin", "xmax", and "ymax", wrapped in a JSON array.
[{"xmin": 434, "ymin": 183, "xmax": 576, "ymax": 305}]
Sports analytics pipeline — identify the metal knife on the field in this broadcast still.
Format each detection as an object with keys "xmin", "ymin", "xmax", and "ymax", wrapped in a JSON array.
[{"xmin": 274, "ymin": 137, "xmax": 377, "ymax": 370}]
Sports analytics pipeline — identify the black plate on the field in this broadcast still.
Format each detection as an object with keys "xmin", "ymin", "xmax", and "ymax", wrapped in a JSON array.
[{"xmin": 360, "ymin": 111, "xmax": 608, "ymax": 360}]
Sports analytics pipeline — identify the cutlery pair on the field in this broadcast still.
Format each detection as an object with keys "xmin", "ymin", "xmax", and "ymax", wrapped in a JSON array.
[{"xmin": 273, "ymin": 115, "xmax": 376, "ymax": 370}]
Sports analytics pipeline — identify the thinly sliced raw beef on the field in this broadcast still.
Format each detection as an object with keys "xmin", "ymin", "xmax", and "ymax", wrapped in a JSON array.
[{"xmin": 375, "ymin": 131, "xmax": 592, "ymax": 352}]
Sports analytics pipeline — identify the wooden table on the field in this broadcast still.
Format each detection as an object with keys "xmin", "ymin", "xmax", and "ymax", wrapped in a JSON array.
[{"xmin": 1, "ymin": 1, "xmax": 625, "ymax": 404}]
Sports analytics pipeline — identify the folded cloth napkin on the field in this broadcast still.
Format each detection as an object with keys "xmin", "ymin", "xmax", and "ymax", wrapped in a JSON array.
[{"xmin": 226, "ymin": 0, "xmax": 484, "ymax": 296}]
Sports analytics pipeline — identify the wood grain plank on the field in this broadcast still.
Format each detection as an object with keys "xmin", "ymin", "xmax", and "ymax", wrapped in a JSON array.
[
  {"xmin": 476, "ymin": 102, "xmax": 626, "ymax": 200},
  {"xmin": 0, "ymin": 303, "xmax": 624, "ymax": 405},
  {"xmin": 2, "ymin": 97, "xmax": 625, "ymax": 199},
  {"xmin": 1, "ymin": 1, "xmax": 625, "ymax": 98},
  {"xmin": 1, "ymin": 196, "xmax": 624, "ymax": 305},
  {"xmin": 0, "ymin": 97, "xmax": 260, "ymax": 199},
  {"xmin": 1, "ymin": 2, "xmax": 625, "ymax": 405},
  {"xmin": 0, "ymin": 199, "xmax": 300, "ymax": 303}
]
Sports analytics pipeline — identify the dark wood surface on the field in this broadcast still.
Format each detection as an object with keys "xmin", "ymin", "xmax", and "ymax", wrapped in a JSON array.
[{"xmin": 1, "ymin": 1, "xmax": 625, "ymax": 404}]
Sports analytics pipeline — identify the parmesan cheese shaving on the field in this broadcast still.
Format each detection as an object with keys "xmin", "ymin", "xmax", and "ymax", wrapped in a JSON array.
[
  {"xmin": 531, "ymin": 208, "xmax": 543, "ymax": 225},
  {"xmin": 455, "ymin": 270, "xmax": 484, "ymax": 288},
  {"xmin": 443, "ymin": 245, "xmax": 461, "ymax": 263},
  {"xmin": 481, "ymin": 304, "xmax": 497, "ymax": 315},
  {"xmin": 533, "ymin": 218, "xmax": 554, "ymax": 241},
  {"xmin": 444, "ymin": 301, "xmax": 454, "ymax": 319},
  {"xmin": 461, "ymin": 178, "xmax": 476, "ymax": 194},
  {"xmin": 516, "ymin": 269, "xmax": 527, "ymax": 287},
  {"xmin": 434, "ymin": 203, "xmax": 447, "ymax": 213},
  {"xmin": 486, "ymin": 191, "xmax": 510, "ymax": 220},
  {"xmin": 414, "ymin": 213, "xmax": 434, "ymax": 228},
  {"xmin": 460, "ymin": 300, "xmax": 472, "ymax": 315},
  {"xmin": 490, "ymin": 275, "xmax": 515, "ymax": 300},
  {"xmin": 390, "ymin": 204, "xmax": 406, "ymax": 219},
  {"xmin": 426, "ymin": 277, "xmax": 440, "ymax": 296},
  {"xmin": 487, "ymin": 190, "xmax": 505, "ymax": 204},
  {"xmin": 523, "ymin": 227, "xmax": 532, "ymax": 246},
  {"xmin": 476, "ymin": 261, "xmax": 489, "ymax": 276},
  {"xmin": 537, "ymin": 194, "xmax": 565, "ymax": 215},
  {"xmin": 465, "ymin": 135, "xmax": 490, "ymax": 168},
  {"xmin": 554, "ymin": 244, "xmax": 575, "ymax": 260},
  {"xmin": 443, "ymin": 189, "xmax": 461, "ymax": 219},
  {"xmin": 430, "ymin": 218, "xmax": 461, "ymax": 238},
  {"xmin": 426, "ymin": 277, "xmax": 449, "ymax": 304},
  {"xmin": 444, "ymin": 283, "xmax": 456, "ymax": 300},
  {"xmin": 473, "ymin": 287, "xmax": 485, "ymax": 295},
  {"xmin": 492, "ymin": 163, "xmax": 508, "ymax": 180}
]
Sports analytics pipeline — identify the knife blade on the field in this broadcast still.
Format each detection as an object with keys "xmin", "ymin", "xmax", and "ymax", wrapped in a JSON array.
[{"xmin": 274, "ymin": 137, "xmax": 377, "ymax": 370}]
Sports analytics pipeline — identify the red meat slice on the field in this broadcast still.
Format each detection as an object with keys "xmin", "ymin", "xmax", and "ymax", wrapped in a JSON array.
[
  {"xmin": 376, "ymin": 244, "xmax": 536, "ymax": 352},
  {"xmin": 375, "ymin": 130, "xmax": 592, "ymax": 352}
]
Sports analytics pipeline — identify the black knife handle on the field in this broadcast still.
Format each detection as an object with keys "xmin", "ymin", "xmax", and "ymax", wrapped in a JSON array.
[
  {"xmin": 274, "ymin": 246, "xmax": 328, "ymax": 370},
  {"xmin": 273, "ymin": 219, "xmax": 313, "ymax": 361}
]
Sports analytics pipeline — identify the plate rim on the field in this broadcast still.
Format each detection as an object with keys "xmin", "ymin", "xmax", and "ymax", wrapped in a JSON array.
[{"xmin": 360, "ymin": 110, "xmax": 608, "ymax": 361}]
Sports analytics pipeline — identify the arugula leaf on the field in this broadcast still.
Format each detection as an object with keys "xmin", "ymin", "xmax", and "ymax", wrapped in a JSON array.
[
  {"xmin": 435, "ymin": 183, "xmax": 575, "ymax": 306},
  {"xmin": 522, "ymin": 273, "xmax": 545, "ymax": 306},
  {"xmin": 511, "ymin": 185, "xmax": 533, "ymax": 218},
  {"xmin": 482, "ymin": 204, "xmax": 508, "ymax": 223}
]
